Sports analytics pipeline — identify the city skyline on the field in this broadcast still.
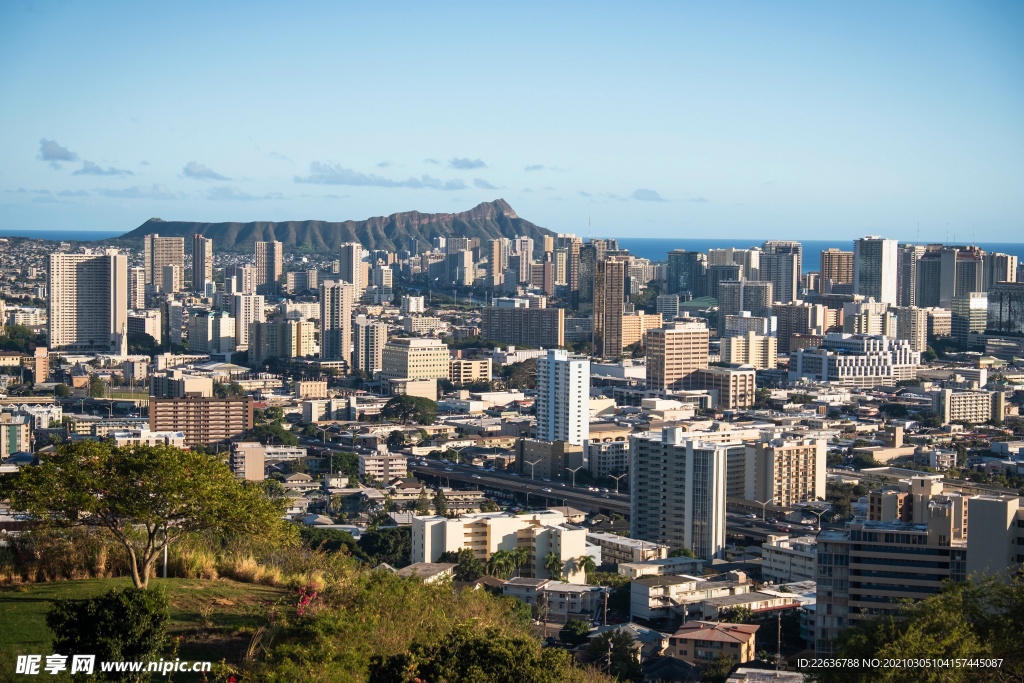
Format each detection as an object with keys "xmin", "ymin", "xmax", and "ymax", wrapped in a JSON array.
[{"xmin": 1, "ymin": 1, "xmax": 1022, "ymax": 240}]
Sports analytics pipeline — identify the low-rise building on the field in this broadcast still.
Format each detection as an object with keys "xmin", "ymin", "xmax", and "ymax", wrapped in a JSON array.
[
  {"xmin": 295, "ymin": 380, "xmax": 328, "ymax": 399},
  {"xmin": 761, "ymin": 534, "xmax": 818, "ymax": 584},
  {"xmin": 932, "ymin": 388, "xmax": 1004, "ymax": 426},
  {"xmin": 666, "ymin": 621, "xmax": 759, "ymax": 666},
  {"xmin": 0, "ymin": 414, "xmax": 31, "ymax": 457},
  {"xmin": 585, "ymin": 532, "xmax": 669, "ymax": 565},
  {"xmin": 358, "ymin": 452, "xmax": 409, "ymax": 482},
  {"xmin": 450, "ymin": 359, "xmax": 492, "ymax": 385},
  {"xmin": 631, "ymin": 573, "xmax": 754, "ymax": 623},
  {"xmin": 109, "ymin": 429, "xmax": 186, "ymax": 448}
]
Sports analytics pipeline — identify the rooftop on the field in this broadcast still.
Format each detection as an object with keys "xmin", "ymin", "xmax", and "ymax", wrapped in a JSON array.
[{"xmin": 672, "ymin": 620, "xmax": 759, "ymax": 644}]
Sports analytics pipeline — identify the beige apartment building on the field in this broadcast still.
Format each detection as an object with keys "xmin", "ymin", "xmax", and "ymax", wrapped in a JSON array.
[
  {"xmin": 295, "ymin": 381, "xmax": 328, "ymax": 399},
  {"xmin": 819, "ymin": 248, "xmax": 854, "ymax": 291},
  {"xmin": 381, "ymin": 338, "xmax": 450, "ymax": 380},
  {"xmin": 621, "ymin": 312, "xmax": 663, "ymax": 350},
  {"xmin": 694, "ymin": 365, "xmax": 756, "ymax": 410},
  {"xmin": 149, "ymin": 397, "xmax": 253, "ymax": 446},
  {"xmin": 646, "ymin": 320, "xmax": 710, "ymax": 392},
  {"xmin": 593, "ymin": 256, "xmax": 628, "ymax": 358},
  {"xmin": 667, "ymin": 622, "xmax": 759, "ymax": 666},
  {"xmin": 450, "ymin": 358, "xmax": 492, "ymax": 385},
  {"xmin": 48, "ymin": 251, "xmax": 129, "ymax": 354},
  {"xmin": 354, "ymin": 316, "xmax": 388, "ymax": 376},
  {"xmin": 192, "ymin": 233, "xmax": 214, "ymax": 292},
  {"xmin": 143, "ymin": 234, "xmax": 184, "ymax": 292},
  {"xmin": 750, "ymin": 437, "xmax": 827, "ymax": 508},
  {"xmin": 255, "ymin": 240, "xmax": 283, "ymax": 292},
  {"xmin": 358, "ymin": 452, "xmax": 409, "ymax": 481},
  {"xmin": 933, "ymin": 388, "xmax": 1004, "ymax": 426},
  {"xmin": 320, "ymin": 280, "xmax": 355, "ymax": 362},
  {"xmin": 412, "ymin": 510, "xmax": 588, "ymax": 583},
  {"xmin": 721, "ymin": 331, "xmax": 777, "ymax": 369}
]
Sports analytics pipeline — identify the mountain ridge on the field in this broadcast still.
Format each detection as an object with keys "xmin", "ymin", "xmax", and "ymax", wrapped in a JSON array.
[{"xmin": 107, "ymin": 199, "xmax": 552, "ymax": 254}]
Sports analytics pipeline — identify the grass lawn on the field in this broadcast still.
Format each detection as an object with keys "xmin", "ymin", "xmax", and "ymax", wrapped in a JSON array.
[{"xmin": 0, "ymin": 578, "xmax": 290, "ymax": 681}]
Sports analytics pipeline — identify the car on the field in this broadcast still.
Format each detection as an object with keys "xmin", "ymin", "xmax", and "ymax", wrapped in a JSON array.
[
  {"xmin": 444, "ymin": 467, "xmax": 453, "ymax": 472},
  {"xmin": 601, "ymin": 488, "xmax": 609, "ymax": 493},
  {"xmin": 472, "ymin": 474, "xmax": 481, "ymax": 479},
  {"xmin": 509, "ymin": 472, "xmax": 519, "ymax": 476},
  {"xmin": 602, "ymin": 494, "xmax": 610, "ymax": 499},
  {"xmin": 542, "ymin": 478, "xmax": 551, "ymax": 482},
  {"xmin": 541, "ymin": 487, "xmax": 552, "ymax": 492},
  {"xmin": 560, "ymin": 483, "xmax": 566, "ymax": 487},
  {"xmin": 745, "ymin": 513, "xmax": 757, "ymax": 519}
]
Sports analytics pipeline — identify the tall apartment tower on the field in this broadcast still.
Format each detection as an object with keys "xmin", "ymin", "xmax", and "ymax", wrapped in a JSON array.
[
  {"xmin": 666, "ymin": 250, "xmax": 707, "ymax": 298},
  {"xmin": 854, "ymin": 236, "xmax": 898, "ymax": 305},
  {"xmin": 143, "ymin": 234, "xmax": 185, "ymax": 293},
  {"xmin": 48, "ymin": 250, "xmax": 129, "ymax": 354},
  {"xmin": 750, "ymin": 437, "xmax": 827, "ymax": 507},
  {"xmin": 593, "ymin": 256, "xmax": 627, "ymax": 358},
  {"xmin": 255, "ymin": 240, "xmax": 283, "ymax": 294},
  {"xmin": 230, "ymin": 294, "xmax": 265, "ymax": 351},
  {"xmin": 760, "ymin": 241, "xmax": 802, "ymax": 303},
  {"xmin": 337, "ymin": 242, "xmax": 364, "ymax": 298},
  {"xmin": 630, "ymin": 427, "xmax": 728, "ymax": 559},
  {"xmin": 535, "ymin": 349, "xmax": 590, "ymax": 446},
  {"xmin": 353, "ymin": 315, "xmax": 388, "ymax": 376},
  {"xmin": 819, "ymin": 249, "xmax": 854, "ymax": 293},
  {"xmin": 320, "ymin": 280, "xmax": 355, "ymax": 362},
  {"xmin": 646, "ymin": 320, "xmax": 710, "ymax": 392},
  {"xmin": 128, "ymin": 267, "xmax": 146, "ymax": 310},
  {"xmin": 191, "ymin": 234, "xmax": 214, "ymax": 292},
  {"xmin": 984, "ymin": 252, "xmax": 1018, "ymax": 289}
]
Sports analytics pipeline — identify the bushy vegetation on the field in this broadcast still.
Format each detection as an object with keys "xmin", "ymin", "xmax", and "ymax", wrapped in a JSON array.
[{"xmin": 380, "ymin": 395, "xmax": 437, "ymax": 424}]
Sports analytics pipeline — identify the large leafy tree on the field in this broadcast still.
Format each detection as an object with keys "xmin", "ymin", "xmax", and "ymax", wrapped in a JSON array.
[
  {"xmin": 586, "ymin": 629, "xmax": 641, "ymax": 680},
  {"xmin": 381, "ymin": 395, "xmax": 438, "ymax": 424},
  {"xmin": 0, "ymin": 441, "xmax": 289, "ymax": 589}
]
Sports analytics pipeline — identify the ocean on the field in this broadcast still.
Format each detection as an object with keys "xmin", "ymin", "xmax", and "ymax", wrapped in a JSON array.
[
  {"xmin": 613, "ymin": 238, "xmax": 1024, "ymax": 273},
  {"xmin": 0, "ymin": 229, "xmax": 123, "ymax": 241}
]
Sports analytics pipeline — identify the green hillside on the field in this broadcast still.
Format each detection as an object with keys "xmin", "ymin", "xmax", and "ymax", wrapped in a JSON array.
[{"xmin": 104, "ymin": 199, "xmax": 554, "ymax": 254}]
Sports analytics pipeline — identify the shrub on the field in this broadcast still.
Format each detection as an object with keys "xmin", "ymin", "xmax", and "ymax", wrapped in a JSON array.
[{"xmin": 46, "ymin": 587, "xmax": 169, "ymax": 682}]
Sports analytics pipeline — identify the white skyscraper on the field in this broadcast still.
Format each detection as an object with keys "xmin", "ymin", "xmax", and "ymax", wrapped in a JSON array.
[
  {"xmin": 629, "ymin": 428, "xmax": 728, "ymax": 559},
  {"xmin": 535, "ymin": 349, "xmax": 589, "ymax": 446},
  {"xmin": 48, "ymin": 250, "xmax": 129, "ymax": 354},
  {"xmin": 338, "ymin": 243, "xmax": 364, "ymax": 299},
  {"xmin": 320, "ymin": 280, "xmax": 355, "ymax": 361},
  {"xmin": 353, "ymin": 315, "xmax": 388, "ymax": 376},
  {"xmin": 854, "ymin": 236, "xmax": 898, "ymax": 305},
  {"xmin": 230, "ymin": 294, "xmax": 265, "ymax": 351}
]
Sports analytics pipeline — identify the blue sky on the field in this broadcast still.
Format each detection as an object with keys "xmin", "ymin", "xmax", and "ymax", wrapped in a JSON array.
[{"xmin": 1, "ymin": 0, "xmax": 1022, "ymax": 241}]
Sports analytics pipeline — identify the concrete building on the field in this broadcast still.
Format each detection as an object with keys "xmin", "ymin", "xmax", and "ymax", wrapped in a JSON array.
[
  {"xmin": 480, "ymin": 305, "xmax": 564, "ymax": 348},
  {"xmin": 842, "ymin": 299, "xmax": 896, "ymax": 337},
  {"xmin": 320, "ymin": 280, "xmax": 355, "ymax": 361},
  {"xmin": 109, "ymin": 429, "xmax": 186, "ymax": 449},
  {"xmin": 815, "ymin": 517, "xmax": 967, "ymax": 654},
  {"xmin": 149, "ymin": 397, "xmax": 254, "ymax": 446},
  {"xmin": 761, "ymin": 241, "xmax": 802, "ymax": 303},
  {"xmin": 255, "ymin": 240, "xmax": 283, "ymax": 293},
  {"xmin": 893, "ymin": 306, "xmax": 929, "ymax": 352},
  {"xmin": 295, "ymin": 381, "xmax": 328, "ymax": 399},
  {"xmin": 150, "ymin": 370, "xmax": 214, "ymax": 398},
  {"xmin": 129, "ymin": 267, "xmax": 146, "ymax": 309},
  {"xmin": 694, "ymin": 365, "xmax": 756, "ymax": 410},
  {"xmin": 450, "ymin": 358, "xmax": 492, "ymax": 385},
  {"xmin": 191, "ymin": 234, "xmax": 213, "ymax": 292},
  {"xmin": 630, "ymin": 428, "xmax": 728, "ymax": 560},
  {"xmin": 353, "ymin": 316, "xmax": 388, "ymax": 377},
  {"xmin": 718, "ymin": 280, "xmax": 774, "ymax": 318},
  {"xmin": 646, "ymin": 320, "xmax": 709, "ymax": 392},
  {"xmin": 987, "ymin": 282, "xmax": 1024, "ymax": 336},
  {"xmin": 48, "ymin": 251, "xmax": 128, "ymax": 354},
  {"xmin": 854, "ymin": 236, "xmax": 898, "ymax": 305},
  {"xmin": 514, "ymin": 439, "xmax": 584, "ymax": 481},
  {"xmin": 621, "ymin": 312, "xmax": 663, "ymax": 350},
  {"xmin": 143, "ymin": 234, "xmax": 185, "ymax": 293},
  {"xmin": 381, "ymin": 338, "xmax": 450, "ymax": 381},
  {"xmin": 586, "ymin": 532, "xmax": 668, "ymax": 565},
  {"xmin": 400, "ymin": 296, "xmax": 425, "ymax": 314},
  {"xmin": 230, "ymin": 294, "xmax": 265, "ymax": 351},
  {"xmin": 585, "ymin": 422, "xmax": 632, "ymax": 478},
  {"xmin": 631, "ymin": 574, "xmax": 754, "ymax": 622},
  {"xmin": 535, "ymin": 349, "xmax": 590, "ymax": 446},
  {"xmin": 788, "ymin": 334, "xmax": 920, "ymax": 388},
  {"xmin": 867, "ymin": 475, "xmax": 968, "ymax": 539},
  {"xmin": 230, "ymin": 442, "xmax": 267, "ymax": 481},
  {"xmin": 358, "ymin": 452, "xmax": 409, "ymax": 482},
  {"xmin": 337, "ymin": 242, "xmax": 364, "ymax": 298},
  {"xmin": 656, "ymin": 294, "xmax": 680, "ymax": 320},
  {"xmin": 161, "ymin": 264, "xmax": 182, "ymax": 294},
  {"xmin": 127, "ymin": 310, "xmax": 162, "ymax": 347},
  {"xmin": 761, "ymin": 535, "xmax": 818, "ymax": 584},
  {"xmin": 750, "ymin": 437, "xmax": 827, "ymax": 508},
  {"xmin": 0, "ymin": 414, "xmax": 31, "ymax": 457},
  {"xmin": 249, "ymin": 318, "xmax": 315, "ymax": 364},
  {"xmin": 667, "ymin": 622, "xmax": 759, "ymax": 666},
  {"xmin": 819, "ymin": 249, "xmax": 854, "ymax": 292},
  {"xmin": 721, "ymin": 331, "xmax": 777, "ymax": 369},
  {"xmin": 951, "ymin": 292, "xmax": 988, "ymax": 344},
  {"xmin": 932, "ymin": 388, "xmax": 1004, "ymax": 426},
  {"xmin": 188, "ymin": 311, "xmax": 236, "ymax": 355},
  {"xmin": 965, "ymin": 496, "xmax": 1024, "ymax": 577},
  {"xmin": 593, "ymin": 256, "xmax": 628, "ymax": 358},
  {"xmin": 411, "ymin": 510, "xmax": 588, "ymax": 583}
]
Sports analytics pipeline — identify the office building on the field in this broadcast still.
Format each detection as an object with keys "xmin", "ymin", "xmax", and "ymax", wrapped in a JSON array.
[
  {"xmin": 48, "ymin": 250, "xmax": 129, "ymax": 354},
  {"xmin": 761, "ymin": 535, "xmax": 818, "ymax": 584},
  {"xmin": 535, "ymin": 349, "xmax": 590, "ymax": 446},
  {"xmin": 249, "ymin": 318, "xmax": 316, "ymax": 364},
  {"xmin": 893, "ymin": 306, "xmax": 928, "ymax": 352},
  {"xmin": 694, "ymin": 365, "xmax": 757, "ymax": 410},
  {"xmin": 353, "ymin": 316, "xmax": 388, "ymax": 376},
  {"xmin": 984, "ymin": 252, "xmax": 1018, "ymax": 290},
  {"xmin": 320, "ymin": 280, "xmax": 355, "ymax": 361},
  {"xmin": 149, "ymin": 397, "xmax": 254, "ymax": 447},
  {"xmin": 897, "ymin": 244, "xmax": 925, "ymax": 306},
  {"xmin": 630, "ymin": 428, "xmax": 728, "ymax": 560},
  {"xmin": 255, "ymin": 240, "xmax": 283, "ymax": 294},
  {"xmin": 646, "ymin": 320, "xmax": 709, "ymax": 392},
  {"xmin": 772, "ymin": 301, "xmax": 835, "ymax": 354},
  {"xmin": 359, "ymin": 452, "xmax": 409, "ymax": 482},
  {"xmin": 381, "ymin": 338, "xmax": 449, "ymax": 380},
  {"xmin": 842, "ymin": 299, "xmax": 896, "ymax": 337},
  {"xmin": 853, "ymin": 236, "xmax": 898, "ymax": 305},
  {"xmin": 750, "ymin": 437, "xmax": 826, "ymax": 508},
  {"xmin": 336, "ymin": 241, "xmax": 363, "ymax": 297},
  {"xmin": 656, "ymin": 294, "xmax": 680, "ymax": 320},
  {"xmin": 191, "ymin": 234, "xmax": 213, "ymax": 292},
  {"xmin": 721, "ymin": 331, "xmax": 777, "ymax": 369},
  {"xmin": 593, "ymin": 256, "xmax": 628, "ymax": 357},
  {"xmin": 412, "ymin": 510, "xmax": 588, "ymax": 583},
  {"xmin": 480, "ymin": 305, "xmax": 564, "ymax": 348},
  {"xmin": 143, "ymin": 234, "xmax": 185, "ymax": 293},
  {"xmin": 761, "ymin": 241, "xmax": 802, "ymax": 303},
  {"xmin": 718, "ymin": 281, "xmax": 774, "ymax": 318},
  {"xmin": 951, "ymin": 292, "xmax": 988, "ymax": 344}
]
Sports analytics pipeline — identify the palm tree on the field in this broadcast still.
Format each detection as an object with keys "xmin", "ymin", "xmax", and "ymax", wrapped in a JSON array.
[
  {"xmin": 511, "ymin": 546, "xmax": 529, "ymax": 577},
  {"xmin": 487, "ymin": 549, "xmax": 514, "ymax": 579},
  {"xmin": 543, "ymin": 551, "xmax": 563, "ymax": 581},
  {"xmin": 579, "ymin": 554, "xmax": 597, "ymax": 583}
]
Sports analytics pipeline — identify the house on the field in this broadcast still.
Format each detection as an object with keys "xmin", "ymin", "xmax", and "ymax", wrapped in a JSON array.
[
  {"xmin": 395, "ymin": 562, "xmax": 457, "ymax": 584},
  {"xmin": 588, "ymin": 622, "xmax": 669, "ymax": 659},
  {"xmin": 502, "ymin": 577, "xmax": 550, "ymax": 605},
  {"xmin": 666, "ymin": 621, "xmax": 759, "ymax": 666}
]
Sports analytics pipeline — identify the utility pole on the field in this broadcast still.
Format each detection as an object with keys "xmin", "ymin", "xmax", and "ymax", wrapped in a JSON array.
[
  {"xmin": 777, "ymin": 610, "xmax": 782, "ymax": 672},
  {"xmin": 603, "ymin": 586, "xmax": 608, "ymax": 626}
]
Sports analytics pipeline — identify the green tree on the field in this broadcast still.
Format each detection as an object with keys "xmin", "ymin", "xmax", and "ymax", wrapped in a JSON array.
[
  {"xmin": 381, "ymin": 395, "xmax": 438, "ymax": 424},
  {"xmin": 702, "ymin": 653, "xmax": 737, "ymax": 683},
  {"xmin": 251, "ymin": 420, "xmax": 299, "ymax": 446},
  {"xmin": 415, "ymin": 486, "xmax": 431, "ymax": 515},
  {"xmin": 88, "ymin": 374, "xmax": 105, "ymax": 398},
  {"xmin": 669, "ymin": 547, "xmax": 696, "ymax": 558},
  {"xmin": 435, "ymin": 488, "xmax": 448, "ymax": 517},
  {"xmin": 487, "ymin": 549, "xmax": 516, "ymax": 579},
  {"xmin": 53, "ymin": 383, "xmax": 71, "ymax": 398},
  {"xmin": 543, "ymin": 551, "xmax": 563, "ymax": 580},
  {"xmin": 438, "ymin": 548, "xmax": 485, "ymax": 581},
  {"xmin": 265, "ymin": 406, "xmax": 284, "ymax": 421},
  {"xmin": 586, "ymin": 629, "xmax": 641, "ymax": 680},
  {"xmin": 719, "ymin": 606, "xmax": 753, "ymax": 623},
  {"xmin": 559, "ymin": 618, "xmax": 592, "ymax": 645},
  {"xmin": 47, "ymin": 587, "xmax": 169, "ymax": 682},
  {"xmin": 578, "ymin": 554, "xmax": 597, "ymax": 583},
  {"xmin": 0, "ymin": 441, "xmax": 289, "ymax": 589},
  {"xmin": 386, "ymin": 429, "xmax": 406, "ymax": 448},
  {"xmin": 357, "ymin": 527, "xmax": 412, "ymax": 568},
  {"xmin": 479, "ymin": 499, "xmax": 500, "ymax": 512},
  {"xmin": 213, "ymin": 381, "xmax": 246, "ymax": 398}
]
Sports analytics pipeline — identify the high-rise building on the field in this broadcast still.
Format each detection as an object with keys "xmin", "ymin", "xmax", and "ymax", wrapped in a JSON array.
[
  {"xmin": 149, "ymin": 397, "xmax": 254, "ymax": 447},
  {"xmin": 788, "ymin": 333, "xmax": 920, "ymax": 387},
  {"xmin": 187, "ymin": 311, "xmax": 236, "ymax": 354},
  {"xmin": 646, "ymin": 320, "xmax": 710, "ymax": 392},
  {"xmin": 897, "ymin": 245, "xmax": 925, "ymax": 306},
  {"xmin": 48, "ymin": 250, "xmax": 128, "ymax": 354},
  {"xmin": 718, "ymin": 281, "xmax": 774, "ymax": 317},
  {"xmin": 772, "ymin": 301, "xmax": 833, "ymax": 354},
  {"xmin": 761, "ymin": 241, "xmax": 802, "ymax": 303},
  {"xmin": 249, "ymin": 318, "xmax": 315, "ymax": 364},
  {"xmin": 192, "ymin": 234, "xmax": 213, "ymax": 292},
  {"xmin": 337, "ymin": 242, "xmax": 364, "ymax": 297},
  {"xmin": 854, "ymin": 236, "xmax": 899, "ymax": 306},
  {"xmin": 842, "ymin": 300, "xmax": 896, "ymax": 337},
  {"xmin": 231, "ymin": 294, "xmax": 265, "ymax": 350},
  {"xmin": 706, "ymin": 264, "xmax": 742, "ymax": 300},
  {"xmin": 128, "ymin": 267, "xmax": 146, "ymax": 310},
  {"xmin": 656, "ymin": 294, "xmax": 680, "ymax": 320},
  {"xmin": 987, "ymin": 282, "xmax": 1024, "ymax": 336},
  {"xmin": 819, "ymin": 249, "xmax": 854, "ymax": 293},
  {"xmin": 320, "ymin": 280, "xmax": 355, "ymax": 362},
  {"xmin": 630, "ymin": 428, "xmax": 728, "ymax": 559},
  {"xmin": 893, "ymin": 306, "xmax": 928, "ymax": 352},
  {"xmin": 750, "ymin": 437, "xmax": 826, "ymax": 507},
  {"xmin": 255, "ymin": 240, "xmax": 283, "ymax": 294},
  {"xmin": 353, "ymin": 315, "xmax": 388, "ymax": 376},
  {"xmin": 666, "ymin": 250, "xmax": 707, "ymax": 298},
  {"xmin": 225, "ymin": 264, "xmax": 257, "ymax": 295},
  {"xmin": 143, "ymin": 234, "xmax": 185, "ymax": 293},
  {"xmin": 514, "ymin": 236, "xmax": 534, "ymax": 284},
  {"xmin": 984, "ymin": 252, "xmax": 1018, "ymax": 290},
  {"xmin": 161, "ymin": 264, "xmax": 182, "ymax": 294},
  {"xmin": 951, "ymin": 292, "xmax": 988, "ymax": 344},
  {"xmin": 535, "ymin": 349, "xmax": 590, "ymax": 446},
  {"xmin": 708, "ymin": 247, "xmax": 760, "ymax": 280},
  {"xmin": 480, "ymin": 305, "xmax": 563, "ymax": 348},
  {"xmin": 593, "ymin": 256, "xmax": 627, "ymax": 358},
  {"xmin": 721, "ymin": 331, "xmax": 777, "ymax": 369},
  {"xmin": 380, "ymin": 338, "xmax": 449, "ymax": 380}
]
